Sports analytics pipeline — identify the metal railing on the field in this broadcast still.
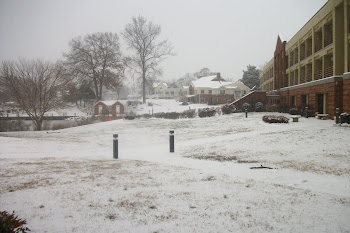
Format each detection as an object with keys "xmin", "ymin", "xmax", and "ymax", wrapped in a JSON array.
[
  {"xmin": 306, "ymin": 73, "xmax": 312, "ymax": 83},
  {"xmin": 324, "ymin": 34, "xmax": 333, "ymax": 47},
  {"xmin": 324, "ymin": 66, "xmax": 333, "ymax": 78},
  {"xmin": 314, "ymin": 69, "xmax": 323, "ymax": 80},
  {"xmin": 306, "ymin": 48, "xmax": 312, "ymax": 57},
  {"xmin": 315, "ymin": 40, "xmax": 323, "ymax": 53}
]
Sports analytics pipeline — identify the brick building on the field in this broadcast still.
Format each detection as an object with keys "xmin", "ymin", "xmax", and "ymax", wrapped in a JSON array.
[
  {"xmin": 94, "ymin": 100, "xmax": 125, "ymax": 117},
  {"xmin": 260, "ymin": 0, "xmax": 350, "ymax": 118}
]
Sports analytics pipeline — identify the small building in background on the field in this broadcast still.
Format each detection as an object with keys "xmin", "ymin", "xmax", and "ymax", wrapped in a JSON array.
[{"xmin": 93, "ymin": 100, "xmax": 125, "ymax": 117}]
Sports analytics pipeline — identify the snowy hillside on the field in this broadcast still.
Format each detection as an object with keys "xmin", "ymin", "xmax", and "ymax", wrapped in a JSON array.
[{"xmin": 0, "ymin": 112, "xmax": 349, "ymax": 232}]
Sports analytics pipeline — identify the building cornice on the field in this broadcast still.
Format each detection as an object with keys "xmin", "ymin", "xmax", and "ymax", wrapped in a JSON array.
[{"xmin": 280, "ymin": 75, "xmax": 343, "ymax": 91}]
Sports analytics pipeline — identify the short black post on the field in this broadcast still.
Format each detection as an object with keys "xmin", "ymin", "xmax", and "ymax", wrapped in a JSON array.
[
  {"xmin": 113, "ymin": 134, "xmax": 118, "ymax": 159},
  {"xmin": 305, "ymin": 107, "xmax": 309, "ymax": 118},
  {"xmin": 169, "ymin": 130, "xmax": 174, "ymax": 153},
  {"xmin": 335, "ymin": 107, "xmax": 340, "ymax": 124},
  {"xmin": 245, "ymin": 109, "xmax": 248, "ymax": 118}
]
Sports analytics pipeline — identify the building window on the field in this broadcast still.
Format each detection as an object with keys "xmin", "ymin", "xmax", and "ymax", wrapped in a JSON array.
[
  {"xmin": 209, "ymin": 90, "xmax": 212, "ymax": 94},
  {"xmin": 165, "ymin": 91, "xmax": 169, "ymax": 95},
  {"xmin": 243, "ymin": 90, "xmax": 246, "ymax": 95},
  {"xmin": 201, "ymin": 90, "xmax": 205, "ymax": 94},
  {"xmin": 171, "ymin": 91, "xmax": 174, "ymax": 95},
  {"xmin": 200, "ymin": 98, "xmax": 205, "ymax": 103},
  {"xmin": 220, "ymin": 90, "xmax": 225, "ymax": 95}
]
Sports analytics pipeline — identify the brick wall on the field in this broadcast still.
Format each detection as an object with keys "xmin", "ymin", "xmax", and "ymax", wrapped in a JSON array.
[
  {"xmin": 111, "ymin": 102, "xmax": 125, "ymax": 116},
  {"xmin": 343, "ymin": 78, "xmax": 350, "ymax": 113},
  {"xmin": 94, "ymin": 103, "xmax": 108, "ymax": 115},
  {"xmin": 232, "ymin": 91, "xmax": 267, "ymax": 110},
  {"xmin": 195, "ymin": 94, "xmax": 235, "ymax": 105},
  {"xmin": 279, "ymin": 79, "xmax": 343, "ymax": 118}
]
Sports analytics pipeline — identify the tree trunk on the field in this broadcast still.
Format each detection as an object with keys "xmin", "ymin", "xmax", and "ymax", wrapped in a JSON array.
[
  {"xmin": 99, "ymin": 80, "xmax": 103, "ymax": 102},
  {"xmin": 34, "ymin": 118, "xmax": 43, "ymax": 131},
  {"xmin": 93, "ymin": 74, "xmax": 99, "ymax": 101},
  {"xmin": 142, "ymin": 64, "xmax": 146, "ymax": 104}
]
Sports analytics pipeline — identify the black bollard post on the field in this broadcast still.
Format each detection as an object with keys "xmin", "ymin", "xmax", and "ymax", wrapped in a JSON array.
[
  {"xmin": 169, "ymin": 130, "xmax": 174, "ymax": 153},
  {"xmin": 113, "ymin": 134, "xmax": 118, "ymax": 159},
  {"xmin": 335, "ymin": 108, "xmax": 340, "ymax": 124},
  {"xmin": 245, "ymin": 109, "xmax": 248, "ymax": 118},
  {"xmin": 305, "ymin": 107, "xmax": 308, "ymax": 118}
]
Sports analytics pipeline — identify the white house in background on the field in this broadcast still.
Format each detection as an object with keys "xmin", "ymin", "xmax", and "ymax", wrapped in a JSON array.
[
  {"xmin": 152, "ymin": 83, "xmax": 181, "ymax": 99},
  {"xmin": 186, "ymin": 73, "xmax": 242, "ymax": 104},
  {"xmin": 232, "ymin": 81, "xmax": 251, "ymax": 99}
]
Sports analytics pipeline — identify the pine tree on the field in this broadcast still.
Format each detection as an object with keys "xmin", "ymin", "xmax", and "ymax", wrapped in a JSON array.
[{"xmin": 241, "ymin": 65, "xmax": 261, "ymax": 89}]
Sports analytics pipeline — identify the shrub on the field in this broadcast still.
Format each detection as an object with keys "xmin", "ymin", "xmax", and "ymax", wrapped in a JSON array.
[
  {"xmin": 0, "ymin": 211, "xmax": 31, "ymax": 233},
  {"xmin": 262, "ymin": 115, "xmax": 289, "ymax": 123},
  {"xmin": 127, "ymin": 100, "xmax": 142, "ymax": 107},
  {"xmin": 163, "ymin": 112, "xmax": 180, "ymax": 119},
  {"xmin": 300, "ymin": 106, "xmax": 314, "ymax": 117},
  {"xmin": 198, "ymin": 108, "xmax": 216, "ymax": 118},
  {"xmin": 100, "ymin": 108, "xmax": 109, "ymax": 116},
  {"xmin": 153, "ymin": 112, "xmax": 164, "ymax": 118},
  {"xmin": 221, "ymin": 104, "xmax": 236, "ymax": 115},
  {"xmin": 255, "ymin": 102, "xmax": 264, "ymax": 112},
  {"xmin": 289, "ymin": 108, "xmax": 299, "ymax": 115},
  {"xmin": 0, "ymin": 120, "xmax": 29, "ymax": 132},
  {"xmin": 180, "ymin": 109, "xmax": 196, "ymax": 118},
  {"xmin": 140, "ymin": 114, "xmax": 152, "ymax": 119},
  {"xmin": 242, "ymin": 103, "xmax": 252, "ymax": 112}
]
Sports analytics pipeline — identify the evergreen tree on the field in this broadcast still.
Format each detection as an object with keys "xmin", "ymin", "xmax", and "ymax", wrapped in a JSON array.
[{"xmin": 241, "ymin": 65, "xmax": 261, "ymax": 89}]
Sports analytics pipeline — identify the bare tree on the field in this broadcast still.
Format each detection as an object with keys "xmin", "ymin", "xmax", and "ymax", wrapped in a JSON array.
[
  {"xmin": 64, "ymin": 32, "xmax": 124, "ymax": 101},
  {"xmin": 0, "ymin": 59, "xmax": 71, "ymax": 130},
  {"xmin": 122, "ymin": 15, "xmax": 174, "ymax": 104}
]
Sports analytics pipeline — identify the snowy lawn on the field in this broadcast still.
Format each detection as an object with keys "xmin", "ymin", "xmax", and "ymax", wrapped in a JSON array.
[{"xmin": 0, "ymin": 112, "xmax": 350, "ymax": 232}]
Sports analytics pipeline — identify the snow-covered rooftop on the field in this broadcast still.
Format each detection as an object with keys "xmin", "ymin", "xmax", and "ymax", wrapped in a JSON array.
[
  {"xmin": 191, "ymin": 75, "xmax": 235, "ymax": 89},
  {"xmin": 153, "ymin": 83, "xmax": 168, "ymax": 88}
]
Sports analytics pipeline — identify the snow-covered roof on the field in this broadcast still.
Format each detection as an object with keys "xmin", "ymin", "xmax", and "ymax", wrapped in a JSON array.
[
  {"xmin": 153, "ymin": 83, "xmax": 168, "ymax": 88},
  {"xmin": 191, "ymin": 75, "xmax": 234, "ymax": 89},
  {"xmin": 96, "ymin": 100, "xmax": 124, "ymax": 106}
]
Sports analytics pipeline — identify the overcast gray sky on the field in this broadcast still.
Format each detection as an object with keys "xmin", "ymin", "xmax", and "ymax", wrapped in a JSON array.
[{"xmin": 0, "ymin": 0, "xmax": 328, "ymax": 82}]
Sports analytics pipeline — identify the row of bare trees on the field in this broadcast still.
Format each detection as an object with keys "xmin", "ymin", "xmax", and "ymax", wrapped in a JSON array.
[{"xmin": 0, "ymin": 15, "xmax": 174, "ymax": 130}]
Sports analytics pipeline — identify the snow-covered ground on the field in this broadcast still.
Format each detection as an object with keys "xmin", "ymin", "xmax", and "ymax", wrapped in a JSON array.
[
  {"xmin": 1, "ymin": 111, "xmax": 350, "ymax": 232},
  {"xmin": 127, "ymin": 99, "xmax": 211, "ymax": 115}
]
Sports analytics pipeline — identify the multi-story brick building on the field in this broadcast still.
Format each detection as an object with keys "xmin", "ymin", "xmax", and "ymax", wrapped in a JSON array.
[{"xmin": 260, "ymin": 0, "xmax": 350, "ymax": 118}]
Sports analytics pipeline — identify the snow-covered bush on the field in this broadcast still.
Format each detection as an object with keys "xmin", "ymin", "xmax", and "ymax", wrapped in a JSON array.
[
  {"xmin": 163, "ymin": 112, "xmax": 180, "ymax": 119},
  {"xmin": 198, "ymin": 108, "xmax": 216, "ymax": 118},
  {"xmin": 0, "ymin": 120, "xmax": 29, "ymax": 132},
  {"xmin": 180, "ymin": 109, "xmax": 196, "ymax": 118},
  {"xmin": 127, "ymin": 100, "xmax": 142, "ymax": 107},
  {"xmin": 255, "ymin": 102, "xmax": 264, "ymax": 112},
  {"xmin": 289, "ymin": 108, "xmax": 299, "ymax": 115},
  {"xmin": 137, "ymin": 114, "xmax": 152, "ymax": 119},
  {"xmin": 262, "ymin": 115, "xmax": 289, "ymax": 123},
  {"xmin": 221, "ymin": 104, "xmax": 236, "ymax": 115},
  {"xmin": 242, "ymin": 103, "xmax": 252, "ymax": 112}
]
